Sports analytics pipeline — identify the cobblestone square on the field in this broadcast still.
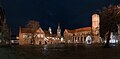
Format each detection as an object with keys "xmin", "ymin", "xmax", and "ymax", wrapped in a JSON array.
[{"xmin": 0, "ymin": 44, "xmax": 120, "ymax": 59}]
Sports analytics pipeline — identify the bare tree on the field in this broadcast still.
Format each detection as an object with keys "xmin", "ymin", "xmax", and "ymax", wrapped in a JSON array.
[
  {"xmin": 0, "ymin": 22, "xmax": 10, "ymax": 46},
  {"xmin": 0, "ymin": 6, "xmax": 10, "ymax": 45},
  {"xmin": 99, "ymin": 5, "xmax": 120, "ymax": 47},
  {"xmin": 25, "ymin": 20, "xmax": 40, "ymax": 45}
]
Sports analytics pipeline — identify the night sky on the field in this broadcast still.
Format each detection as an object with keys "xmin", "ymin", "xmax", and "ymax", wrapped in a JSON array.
[{"xmin": 1, "ymin": 0, "xmax": 120, "ymax": 35}]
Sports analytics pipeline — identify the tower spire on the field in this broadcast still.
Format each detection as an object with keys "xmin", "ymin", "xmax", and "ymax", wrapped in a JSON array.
[
  {"xmin": 57, "ymin": 24, "xmax": 61, "ymax": 37},
  {"xmin": 58, "ymin": 23, "xmax": 60, "ymax": 29},
  {"xmin": 48, "ymin": 27, "xmax": 52, "ymax": 34}
]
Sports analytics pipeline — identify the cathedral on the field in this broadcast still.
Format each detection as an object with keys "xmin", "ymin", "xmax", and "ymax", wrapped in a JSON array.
[{"xmin": 64, "ymin": 14, "xmax": 101, "ymax": 44}]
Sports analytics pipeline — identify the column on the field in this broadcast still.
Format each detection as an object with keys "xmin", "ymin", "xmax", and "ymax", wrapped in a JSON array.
[
  {"xmin": 82, "ymin": 36, "xmax": 84, "ymax": 43},
  {"xmin": 78, "ymin": 37, "xmax": 79, "ymax": 43}
]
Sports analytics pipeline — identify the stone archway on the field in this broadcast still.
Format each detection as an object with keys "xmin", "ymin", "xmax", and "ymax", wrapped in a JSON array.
[{"xmin": 85, "ymin": 35, "xmax": 92, "ymax": 44}]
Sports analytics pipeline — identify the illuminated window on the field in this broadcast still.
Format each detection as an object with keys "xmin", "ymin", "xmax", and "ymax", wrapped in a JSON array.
[
  {"xmin": 68, "ymin": 40, "xmax": 70, "ymax": 43},
  {"xmin": 41, "ymin": 34, "xmax": 44, "ymax": 38},
  {"xmin": 23, "ymin": 34, "xmax": 27, "ymax": 39},
  {"xmin": 29, "ymin": 36, "xmax": 32, "ymax": 39},
  {"xmin": 109, "ymin": 39, "xmax": 116, "ymax": 43},
  {"xmin": 37, "ymin": 34, "xmax": 40, "ymax": 38},
  {"xmin": 61, "ymin": 37, "xmax": 64, "ymax": 41}
]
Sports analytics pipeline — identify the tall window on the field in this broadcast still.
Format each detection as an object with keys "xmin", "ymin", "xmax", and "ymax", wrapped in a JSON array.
[{"xmin": 41, "ymin": 34, "xmax": 44, "ymax": 38}]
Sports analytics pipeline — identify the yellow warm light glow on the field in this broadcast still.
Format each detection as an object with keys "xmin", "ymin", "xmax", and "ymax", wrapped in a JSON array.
[
  {"xmin": 92, "ymin": 14, "xmax": 100, "ymax": 35},
  {"xmin": 16, "ymin": 37, "xmax": 19, "ymax": 39},
  {"xmin": 92, "ymin": 14, "xmax": 99, "ymax": 28},
  {"xmin": 41, "ymin": 34, "xmax": 44, "ymax": 38},
  {"xmin": 37, "ymin": 34, "xmax": 40, "ymax": 37}
]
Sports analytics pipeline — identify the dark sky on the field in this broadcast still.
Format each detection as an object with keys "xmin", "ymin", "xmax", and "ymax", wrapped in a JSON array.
[{"xmin": 1, "ymin": 0, "xmax": 120, "ymax": 35}]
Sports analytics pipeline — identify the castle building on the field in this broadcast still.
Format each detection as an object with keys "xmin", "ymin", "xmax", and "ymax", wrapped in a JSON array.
[{"xmin": 64, "ymin": 14, "xmax": 100, "ymax": 44}]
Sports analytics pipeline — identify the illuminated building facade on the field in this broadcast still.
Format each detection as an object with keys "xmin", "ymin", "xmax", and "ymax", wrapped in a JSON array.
[
  {"xmin": 92, "ymin": 14, "xmax": 100, "ymax": 43},
  {"xmin": 18, "ymin": 24, "xmax": 62, "ymax": 45},
  {"xmin": 64, "ymin": 14, "xmax": 101, "ymax": 44},
  {"xmin": 18, "ymin": 27, "xmax": 45, "ymax": 45},
  {"xmin": 43, "ymin": 24, "xmax": 62, "ymax": 44},
  {"xmin": 64, "ymin": 27, "xmax": 91, "ymax": 43}
]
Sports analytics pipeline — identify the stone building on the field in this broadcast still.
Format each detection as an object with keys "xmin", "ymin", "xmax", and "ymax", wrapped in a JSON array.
[
  {"xmin": 19, "ymin": 27, "xmax": 31, "ymax": 45},
  {"xmin": 92, "ymin": 14, "xmax": 100, "ymax": 43},
  {"xmin": 43, "ymin": 24, "xmax": 61, "ymax": 44},
  {"xmin": 64, "ymin": 14, "xmax": 101, "ymax": 44},
  {"xmin": 19, "ymin": 27, "xmax": 45, "ymax": 45},
  {"xmin": 64, "ymin": 27, "xmax": 91, "ymax": 43},
  {"xmin": 18, "ymin": 24, "xmax": 62, "ymax": 45},
  {"xmin": 35, "ymin": 27, "xmax": 45, "ymax": 45}
]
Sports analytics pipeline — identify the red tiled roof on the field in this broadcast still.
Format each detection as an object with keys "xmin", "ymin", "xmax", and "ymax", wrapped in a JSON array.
[
  {"xmin": 43, "ymin": 30, "xmax": 52, "ymax": 37},
  {"xmin": 66, "ymin": 27, "xmax": 91, "ymax": 33},
  {"xmin": 36, "ymin": 28, "xmax": 44, "ymax": 34},
  {"xmin": 20, "ymin": 28, "xmax": 32, "ymax": 33}
]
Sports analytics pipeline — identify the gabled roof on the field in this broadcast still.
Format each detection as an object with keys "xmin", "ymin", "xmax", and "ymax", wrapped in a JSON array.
[
  {"xmin": 20, "ymin": 27, "xmax": 44, "ymax": 34},
  {"xmin": 65, "ymin": 27, "xmax": 91, "ymax": 33},
  {"xmin": 20, "ymin": 28, "xmax": 32, "ymax": 33},
  {"xmin": 36, "ymin": 27, "xmax": 44, "ymax": 34},
  {"xmin": 43, "ymin": 30, "xmax": 52, "ymax": 37}
]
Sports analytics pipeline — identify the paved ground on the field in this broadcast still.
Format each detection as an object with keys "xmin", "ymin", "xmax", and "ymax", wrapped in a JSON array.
[{"xmin": 0, "ymin": 44, "xmax": 120, "ymax": 59}]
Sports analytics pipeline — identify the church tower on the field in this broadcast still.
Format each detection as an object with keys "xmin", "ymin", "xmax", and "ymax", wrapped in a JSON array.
[
  {"xmin": 57, "ymin": 24, "xmax": 61, "ymax": 37},
  {"xmin": 48, "ymin": 27, "xmax": 52, "ymax": 34},
  {"xmin": 92, "ymin": 14, "xmax": 100, "ymax": 43}
]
